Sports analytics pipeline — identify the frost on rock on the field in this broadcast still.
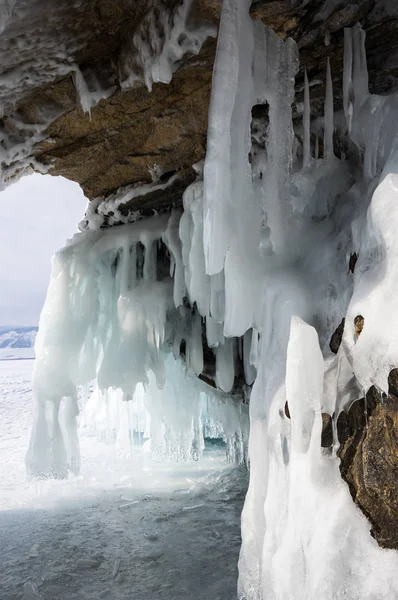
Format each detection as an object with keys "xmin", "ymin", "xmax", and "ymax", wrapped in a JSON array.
[
  {"xmin": 79, "ymin": 174, "xmax": 181, "ymax": 231},
  {"xmin": 0, "ymin": 1, "xmax": 108, "ymax": 187},
  {"xmin": 0, "ymin": 0, "xmax": 213, "ymax": 190},
  {"xmin": 72, "ymin": 66, "xmax": 117, "ymax": 117},
  {"xmin": 0, "ymin": 0, "xmax": 17, "ymax": 35},
  {"xmin": 118, "ymin": 0, "xmax": 217, "ymax": 92}
]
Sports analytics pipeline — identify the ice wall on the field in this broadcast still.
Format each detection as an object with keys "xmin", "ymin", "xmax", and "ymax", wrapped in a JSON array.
[
  {"xmin": 26, "ymin": 205, "xmax": 249, "ymax": 478},
  {"xmin": 83, "ymin": 356, "xmax": 248, "ymax": 464},
  {"xmin": 200, "ymin": 1, "xmax": 398, "ymax": 597}
]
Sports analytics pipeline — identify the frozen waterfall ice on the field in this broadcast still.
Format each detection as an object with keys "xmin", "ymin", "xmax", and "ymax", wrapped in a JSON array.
[
  {"xmin": 26, "ymin": 210, "xmax": 249, "ymax": 477},
  {"xmin": 25, "ymin": 1, "xmax": 398, "ymax": 598}
]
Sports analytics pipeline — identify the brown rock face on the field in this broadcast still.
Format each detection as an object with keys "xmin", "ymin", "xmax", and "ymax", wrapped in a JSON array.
[
  {"xmin": 34, "ymin": 47, "xmax": 214, "ymax": 199},
  {"xmin": 0, "ymin": 0, "xmax": 218, "ymax": 193},
  {"xmin": 338, "ymin": 372, "xmax": 398, "ymax": 550},
  {"xmin": 2, "ymin": 0, "xmax": 398, "ymax": 205},
  {"xmin": 329, "ymin": 318, "xmax": 345, "ymax": 354},
  {"xmin": 328, "ymin": 318, "xmax": 398, "ymax": 549}
]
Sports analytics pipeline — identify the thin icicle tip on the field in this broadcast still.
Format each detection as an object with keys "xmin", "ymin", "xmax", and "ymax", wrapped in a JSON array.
[
  {"xmin": 302, "ymin": 69, "xmax": 311, "ymax": 167},
  {"xmin": 324, "ymin": 56, "xmax": 334, "ymax": 159}
]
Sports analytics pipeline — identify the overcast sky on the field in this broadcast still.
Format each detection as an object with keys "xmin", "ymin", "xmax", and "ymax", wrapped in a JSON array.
[{"xmin": 0, "ymin": 174, "xmax": 87, "ymax": 326}]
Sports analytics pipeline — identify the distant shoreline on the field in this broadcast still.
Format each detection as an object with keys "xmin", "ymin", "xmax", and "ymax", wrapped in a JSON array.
[{"xmin": 0, "ymin": 357, "xmax": 35, "ymax": 361}]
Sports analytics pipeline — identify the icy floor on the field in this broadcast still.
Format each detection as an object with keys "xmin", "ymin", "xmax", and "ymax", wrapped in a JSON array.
[{"xmin": 0, "ymin": 357, "xmax": 247, "ymax": 600}]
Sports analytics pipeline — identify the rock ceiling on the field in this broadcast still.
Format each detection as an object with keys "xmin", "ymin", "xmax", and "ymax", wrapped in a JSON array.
[{"xmin": 0, "ymin": 0, "xmax": 397, "ymax": 205}]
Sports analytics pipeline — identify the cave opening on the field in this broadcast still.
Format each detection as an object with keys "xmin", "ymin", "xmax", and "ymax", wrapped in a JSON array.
[
  {"xmin": 1, "ymin": 0, "xmax": 398, "ymax": 598},
  {"xmin": 0, "ymin": 172, "xmax": 249, "ymax": 600}
]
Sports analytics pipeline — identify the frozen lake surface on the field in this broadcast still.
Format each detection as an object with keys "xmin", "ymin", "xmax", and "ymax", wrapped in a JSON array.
[{"xmin": 0, "ymin": 356, "xmax": 247, "ymax": 600}]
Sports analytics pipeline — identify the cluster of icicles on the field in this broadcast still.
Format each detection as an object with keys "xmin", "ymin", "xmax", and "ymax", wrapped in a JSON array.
[
  {"xmin": 26, "ymin": 209, "xmax": 250, "ymax": 479},
  {"xmin": 27, "ymin": 0, "xmax": 398, "ymax": 598}
]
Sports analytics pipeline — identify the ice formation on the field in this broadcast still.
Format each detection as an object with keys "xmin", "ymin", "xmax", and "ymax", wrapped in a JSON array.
[
  {"xmin": 83, "ymin": 357, "xmax": 248, "ymax": 464},
  {"xmin": 0, "ymin": 0, "xmax": 17, "ymax": 35},
  {"xmin": 118, "ymin": 0, "xmax": 217, "ymax": 92},
  {"xmin": 26, "ymin": 207, "xmax": 249, "ymax": 477},
  {"xmin": 25, "ymin": 0, "xmax": 398, "ymax": 598},
  {"xmin": 73, "ymin": 66, "xmax": 117, "ymax": 117}
]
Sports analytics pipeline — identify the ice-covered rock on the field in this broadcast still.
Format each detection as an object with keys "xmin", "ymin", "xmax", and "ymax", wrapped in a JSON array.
[{"xmin": 5, "ymin": 0, "xmax": 398, "ymax": 597}]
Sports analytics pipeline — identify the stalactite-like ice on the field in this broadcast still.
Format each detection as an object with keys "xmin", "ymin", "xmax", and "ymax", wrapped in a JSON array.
[
  {"xmin": 302, "ymin": 70, "xmax": 311, "ymax": 168},
  {"xmin": 73, "ymin": 66, "xmax": 116, "ymax": 117},
  {"xmin": 203, "ymin": 0, "xmax": 263, "ymax": 339},
  {"xmin": 201, "ymin": 0, "xmax": 398, "ymax": 597},
  {"xmin": 0, "ymin": 0, "xmax": 17, "ymax": 35},
  {"xmin": 26, "ymin": 207, "xmax": 249, "ymax": 477},
  {"xmin": 119, "ymin": 0, "xmax": 217, "ymax": 92}
]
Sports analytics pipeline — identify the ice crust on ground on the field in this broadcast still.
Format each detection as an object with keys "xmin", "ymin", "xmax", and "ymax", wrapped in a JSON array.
[
  {"xmin": 24, "ymin": 1, "xmax": 398, "ymax": 599},
  {"xmin": 1, "ymin": 356, "xmax": 247, "ymax": 600}
]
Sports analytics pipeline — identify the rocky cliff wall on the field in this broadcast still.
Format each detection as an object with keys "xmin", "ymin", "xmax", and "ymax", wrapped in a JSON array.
[{"xmin": 2, "ymin": 1, "xmax": 398, "ymax": 202}]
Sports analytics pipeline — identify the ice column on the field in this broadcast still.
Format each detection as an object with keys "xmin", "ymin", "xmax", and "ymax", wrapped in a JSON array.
[
  {"xmin": 324, "ymin": 58, "xmax": 334, "ymax": 159},
  {"xmin": 302, "ymin": 70, "xmax": 311, "ymax": 167},
  {"xmin": 26, "ymin": 214, "xmax": 187, "ymax": 477},
  {"xmin": 253, "ymin": 21, "xmax": 298, "ymax": 258}
]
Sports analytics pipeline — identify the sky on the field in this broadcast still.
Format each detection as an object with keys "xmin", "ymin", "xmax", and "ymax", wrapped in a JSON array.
[{"xmin": 0, "ymin": 174, "xmax": 87, "ymax": 326}]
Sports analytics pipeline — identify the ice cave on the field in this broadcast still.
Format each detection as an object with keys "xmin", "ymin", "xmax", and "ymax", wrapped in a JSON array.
[{"xmin": 1, "ymin": 0, "xmax": 398, "ymax": 598}]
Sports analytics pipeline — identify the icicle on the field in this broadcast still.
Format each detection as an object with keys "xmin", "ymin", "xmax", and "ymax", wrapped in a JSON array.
[
  {"xmin": 286, "ymin": 317, "xmax": 324, "ymax": 453},
  {"xmin": 352, "ymin": 23, "xmax": 369, "ymax": 105},
  {"xmin": 180, "ymin": 182, "xmax": 210, "ymax": 316},
  {"xmin": 252, "ymin": 24, "xmax": 299, "ymax": 257},
  {"xmin": 173, "ymin": 329, "xmax": 183, "ymax": 360},
  {"xmin": 163, "ymin": 210, "xmax": 185, "ymax": 308},
  {"xmin": 324, "ymin": 30, "xmax": 331, "ymax": 47},
  {"xmin": 73, "ymin": 67, "xmax": 92, "ymax": 117},
  {"xmin": 206, "ymin": 316, "xmax": 224, "ymax": 348},
  {"xmin": 216, "ymin": 337, "xmax": 235, "ymax": 393},
  {"xmin": 343, "ymin": 27, "xmax": 353, "ymax": 132},
  {"xmin": 302, "ymin": 69, "xmax": 311, "ymax": 168},
  {"xmin": 243, "ymin": 329, "xmax": 256, "ymax": 385},
  {"xmin": 324, "ymin": 57, "xmax": 334, "ymax": 159},
  {"xmin": 120, "ymin": 240, "xmax": 131, "ymax": 294},
  {"xmin": 129, "ymin": 243, "xmax": 137, "ymax": 289},
  {"xmin": 249, "ymin": 328, "xmax": 260, "ymax": 370},
  {"xmin": 142, "ymin": 239, "xmax": 156, "ymax": 281},
  {"xmin": 203, "ymin": 0, "xmax": 256, "ymax": 276},
  {"xmin": 209, "ymin": 271, "xmax": 225, "ymax": 324},
  {"xmin": 61, "ymin": 396, "xmax": 80, "ymax": 475},
  {"xmin": 187, "ymin": 312, "xmax": 204, "ymax": 376}
]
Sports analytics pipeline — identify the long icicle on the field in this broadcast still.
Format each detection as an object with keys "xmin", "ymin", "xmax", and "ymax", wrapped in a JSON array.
[
  {"xmin": 303, "ymin": 69, "xmax": 311, "ymax": 167},
  {"xmin": 324, "ymin": 57, "xmax": 334, "ymax": 159}
]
